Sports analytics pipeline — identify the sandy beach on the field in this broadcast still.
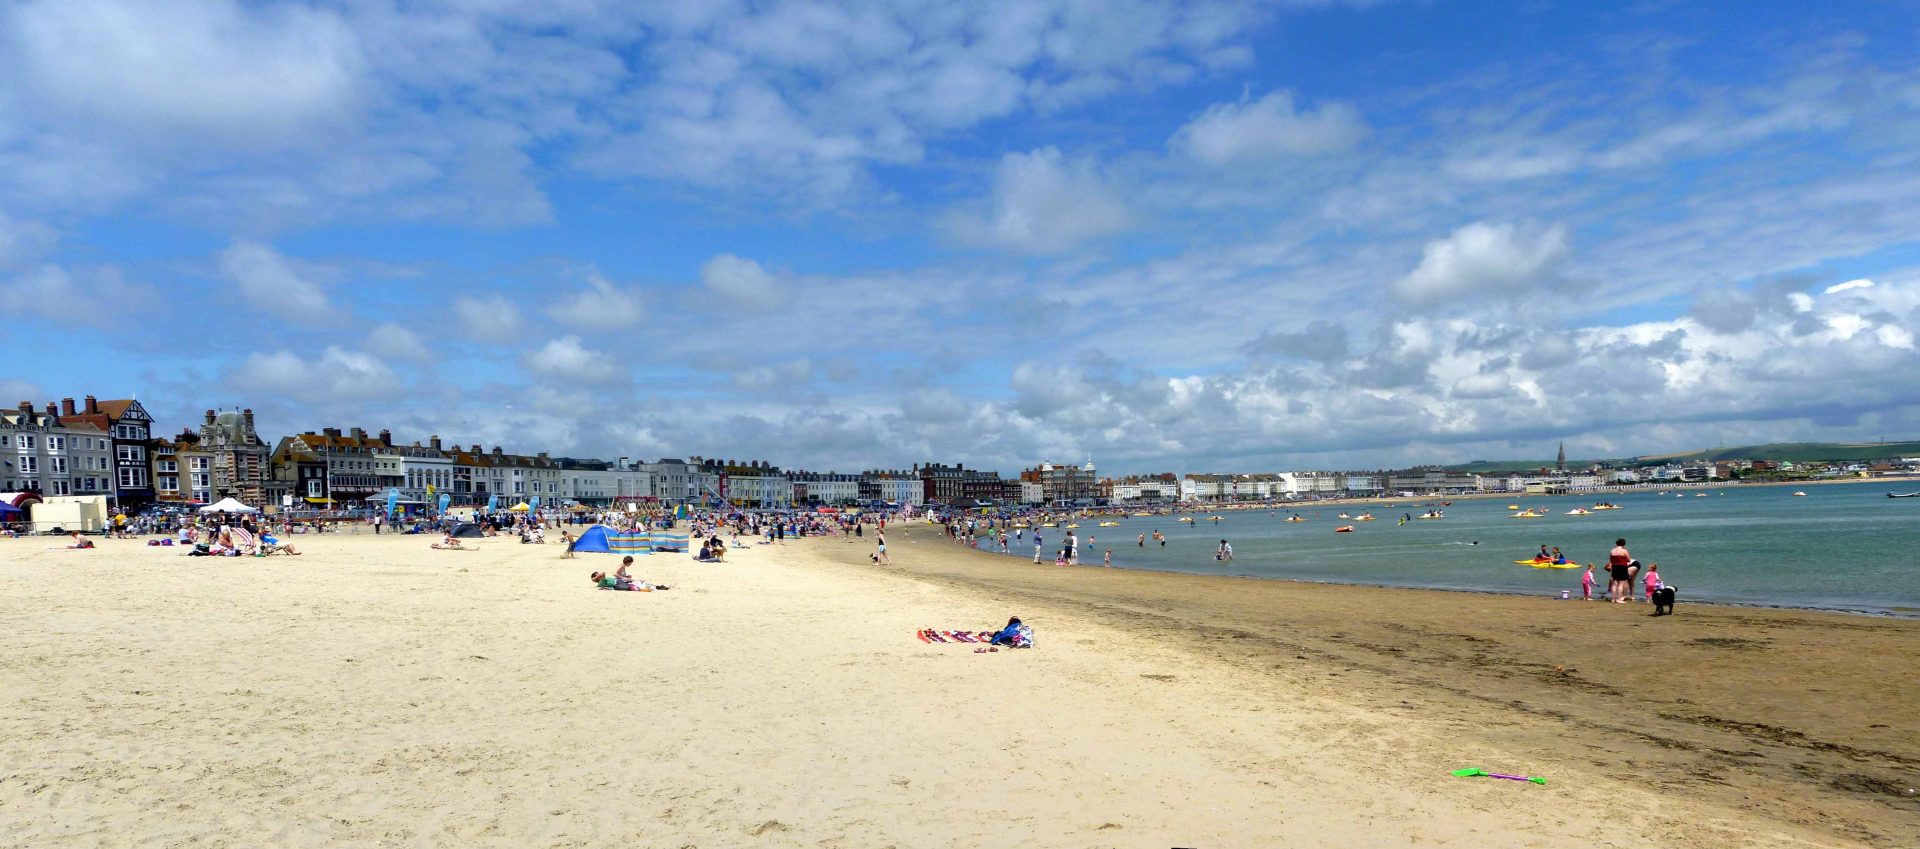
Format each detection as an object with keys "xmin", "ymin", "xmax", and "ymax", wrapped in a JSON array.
[{"xmin": 3, "ymin": 526, "xmax": 1914, "ymax": 848}]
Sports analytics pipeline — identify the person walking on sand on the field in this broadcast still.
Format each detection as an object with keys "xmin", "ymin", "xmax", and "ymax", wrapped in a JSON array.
[
  {"xmin": 875, "ymin": 532, "xmax": 890, "ymax": 566},
  {"xmin": 1608, "ymin": 538, "xmax": 1633, "ymax": 603},
  {"xmin": 1582, "ymin": 563, "xmax": 1595, "ymax": 601}
]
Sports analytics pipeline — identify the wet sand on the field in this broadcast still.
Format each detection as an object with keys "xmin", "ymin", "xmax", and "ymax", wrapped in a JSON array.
[{"xmin": 878, "ymin": 523, "xmax": 1920, "ymax": 846}]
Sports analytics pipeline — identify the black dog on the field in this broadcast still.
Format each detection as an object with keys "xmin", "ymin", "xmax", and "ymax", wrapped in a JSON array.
[{"xmin": 1652, "ymin": 586, "xmax": 1677, "ymax": 616}]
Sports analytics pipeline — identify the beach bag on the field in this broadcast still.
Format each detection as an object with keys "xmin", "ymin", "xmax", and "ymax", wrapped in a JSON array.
[{"xmin": 1011, "ymin": 624, "xmax": 1034, "ymax": 648}]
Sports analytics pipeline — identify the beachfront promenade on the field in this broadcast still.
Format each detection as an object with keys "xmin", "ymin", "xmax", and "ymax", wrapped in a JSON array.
[{"xmin": 2, "ymin": 529, "xmax": 1913, "ymax": 848}]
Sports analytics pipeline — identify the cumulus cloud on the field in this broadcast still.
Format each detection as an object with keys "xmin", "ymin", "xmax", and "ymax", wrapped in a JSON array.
[
  {"xmin": 452, "ymin": 295, "xmax": 524, "ymax": 342},
  {"xmin": 523, "ymin": 335, "xmax": 625, "ymax": 384},
  {"xmin": 218, "ymin": 241, "xmax": 332, "ymax": 320},
  {"xmin": 229, "ymin": 346, "xmax": 402, "ymax": 402},
  {"xmin": 947, "ymin": 147, "xmax": 1130, "ymax": 253},
  {"xmin": 1172, "ymin": 89, "xmax": 1368, "ymax": 163},
  {"xmin": 0, "ymin": 211, "xmax": 57, "ymax": 269},
  {"xmin": 0, "ymin": 264, "xmax": 154, "ymax": 326},
  {"xmin": 363, "ymin": 322, "xmax": 432, "ymax": 363},
  {"xmin": 1393, "ymin": 222, "xmax": 1571, "ymax": 306},
  {"xmin": 548, "ymin": 273, "xmax": 643, "ymax": 328},
  {"xmin": 701, "ymin": 254, "xmax": 788, "ymax": 311},
  {"xmin": 1, "ymin": 0, "xmax": 363, "ymax": 150}
]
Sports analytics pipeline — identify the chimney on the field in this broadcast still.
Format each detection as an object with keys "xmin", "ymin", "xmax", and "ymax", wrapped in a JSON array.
[
  {"xmin": 349, "ymin": 427, "xmax": 366, "ymax": 440},
  {"xmin": 430, "ymin": 435, "xmax": 442, "ymax": 451},
  {"xmin": 84, "ymin": 395, "xmax": 98, "ymax": 414},
  {"xmin": 205, "ymin": 409, "xmax": 216, "ymax": 425},
  {"xmin": 378, "ymin": 429, "xmax": 392, "ymax": 446},
  {"xmin": 492, "ymin": 446, "xmax": 503, "ymax": 456},
  {"xmin": 19, "ymin": 401, "xmax": 32, "ymax": 415},
  {"xmin": 47, "ymin": 402, "xmax": 58, "ymax": 418},
  {"xmin": 323, "ymin": 427, "xmax": 341, "ymax": 438},
  {"xmin": 537, "ymin": 452, "xmax": 549, "ymax": 461},
  {"xmin": 61, "ymin": 397, "xmax": 76, "ymax": 416}
]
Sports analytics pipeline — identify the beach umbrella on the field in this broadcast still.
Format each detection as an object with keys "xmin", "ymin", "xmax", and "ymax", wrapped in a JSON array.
[{"xmin": 509, "ymin": 502, "xmax": 531, "ymax": 512}]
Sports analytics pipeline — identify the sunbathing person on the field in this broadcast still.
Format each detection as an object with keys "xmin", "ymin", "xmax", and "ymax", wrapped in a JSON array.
[
  {"xmin": 62, "ymin": 531, "xmax": 96, "ymax": 550},
  {"xmin": 431, "ymin": 535, "xmax": 470, "ymax": 551},
  {"xmin": 258, "ymin": 534, "xmax": 301, "ymax": 555}
]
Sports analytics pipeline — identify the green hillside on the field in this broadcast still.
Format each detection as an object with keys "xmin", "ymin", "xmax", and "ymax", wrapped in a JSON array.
[{"xmin": 1634, "ymin": 442, "xmax": 1920, "ymax": 464}]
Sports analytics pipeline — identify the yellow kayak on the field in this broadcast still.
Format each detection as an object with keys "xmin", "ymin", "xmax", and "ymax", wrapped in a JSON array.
[{"xmin": 1514, "ymin": 560, "xmax": 1580, "ymax": 569}]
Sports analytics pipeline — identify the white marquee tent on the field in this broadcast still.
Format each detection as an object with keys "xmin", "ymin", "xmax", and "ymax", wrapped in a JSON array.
[{"xmin": 198, "ymin": 497, "xmax": 258, "ymax": 514}]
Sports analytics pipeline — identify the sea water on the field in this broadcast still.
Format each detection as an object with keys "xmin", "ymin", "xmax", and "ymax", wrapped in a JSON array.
[{"xmin": 1024, "ymin": 484, "xmax": 1920, "ymax": 615}]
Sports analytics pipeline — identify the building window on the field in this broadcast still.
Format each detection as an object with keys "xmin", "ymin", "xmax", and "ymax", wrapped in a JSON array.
[
  {"xmin": 51, "ymin": 480, "xmax": 70, "ymax": 496},
  {"xmin": 118, "ymin": 467, "xmax": 147, "ymax": 488},
  {"xmin": 20, "ymin": 457, "xmax": 37, "ymax": 474},
  {"xmin": 307, "ymin": 480, "xmax": 323, "ymax": 497},
  {"xmin": 20, "ymin": 435, "xmax": 35, "ymax": 449},
  {"xmin": 116, "ymin": 445, "xmax": 146, "ymax": 463},
  {"xmin": 192, "ymin": 473, "xmax": 210, "ymax": 489},
  {"xmin": 47, "ymin": 436, "xmax": 64, "ymax": 451},
  {"xmin": 158, "ymin": 475, "xmax": 178, "ymax": 492},
  {"xmin": 157, "ymin": 460, "xmax": 177, "ymax": 473},
  {"xmin": 82, "ymin": 478, "xmax": 96, "ymax": 492}
]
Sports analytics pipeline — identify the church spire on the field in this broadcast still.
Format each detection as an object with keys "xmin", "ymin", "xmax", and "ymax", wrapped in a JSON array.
[{"xmin": 1556, "ymin": 441, "xmax": 1566, "ymax": 471}]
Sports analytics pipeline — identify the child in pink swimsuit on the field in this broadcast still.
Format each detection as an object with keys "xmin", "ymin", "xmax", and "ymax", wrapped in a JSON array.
[
  {"xmin": 1644, "ymin": 564, "xmax": 1662, "ymax": 601},
  {"xmin": 1582, "ymin": 565, "xmax": 1595, "ymax": 601}
]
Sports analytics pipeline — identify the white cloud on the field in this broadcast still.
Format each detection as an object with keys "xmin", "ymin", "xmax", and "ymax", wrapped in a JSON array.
[
  {"xmin": 217, "ymin": 241, "xmax": 332, "ymax": 320},
  {"xmin": 1824, "ymin": 278, "xmax": 1873, "ymax": 294},
  {"xmin": 0, "ymin": 211, "xmax": 57, "ymax": 269},
  {"xmin": 1, "ymin": 0, "xmax": 362, "ymax": 150},
  {"xmin": 452, "ymin": 295, "xmax": 524, "ymax": 342},
  {"xmin": 547, "ymin": 273, "xmax": 644, "ymax": 328},
  {"xmin": 701, "ymin": 254, "xmax": 787, "ymax": 310},
  {"xmin": 363, "ymin": 323, "xmax": 432, "ymax": 363},
  {"xmin": 1393, "ymin": 222, "xmax": 1571, "ymax": 306},
  {"xmin": 948, "ymin": 147, "xmax": 1130, "ymax": 253},
  {"xmin": 523, "ymin": 335, "xmax": 625, "ymax": 384},
  {"xmin": 1172, "ymin": 89, "xmax": 1369, "ymax": 163},
  {"xmin": 230, "ymin": 346, "xmax": 402, "ymax": 402},
  {"xmin": 0, "ymin": 264, "xmax": 154, "ymax": 326}
]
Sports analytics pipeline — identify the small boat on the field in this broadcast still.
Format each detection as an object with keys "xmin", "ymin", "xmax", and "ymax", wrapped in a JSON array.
[
  {"xmin": 1178, "ymin": 517, "xmax": 1195, "ymax": 523},
  {"xmin": 1041, "ymin": 523, "xmax": 1057, "ymax": 527},
  {"xmin": 1416, "ymin": 512, "xmax": 1444, "ymax": 520},
  {"xmin": 1354, "ymin": 513, "xmax": 1375, "ymax": 521},
  {"xmin": 1693, "ymin": 493, "xmax": 1708, "ymax": 497},
  {"xmin": 1334, "ymin": 525, "xmax": 1355, "ymax": 533},
  {"xmin": 1515, "ymin": 559, "xmax": 1579, "ymax": 569},
  {"xmin": 1891, "ymin": 492, "xmax": 1919, "ymax": 499},
  {"xmin": 1511, "ymin": 510, "xmax": 1545, "ymax": 518},
  {"xmin": 1063, "ymin": 523, "xmax": 1079, "ymax": 529},
  {"xmin": 1566, "ymin": 508, "xmax": 1590, "ymax": 515},
  {"xmin": 1506, "ymin": 504, "xmax": 1520, "ymax": 510},
  {"xmin": 1792, "ymin": 491, "xmax": 1807, "ymax": 497},
  {"xmin": 1098, "ymin": 521, "xmax": 1120, "ymax": 527}
]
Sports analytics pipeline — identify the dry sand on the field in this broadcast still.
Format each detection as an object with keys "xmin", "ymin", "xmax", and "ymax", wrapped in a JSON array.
[{"xmin": 2, "ymin": 525, "xmax": 1913, "ymax": 847}]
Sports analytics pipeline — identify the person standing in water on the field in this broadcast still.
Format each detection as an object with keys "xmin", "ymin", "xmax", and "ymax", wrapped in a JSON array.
[{"xmin": 1608, "ymin": 538, "xmax": 1633, "ymax": 603}]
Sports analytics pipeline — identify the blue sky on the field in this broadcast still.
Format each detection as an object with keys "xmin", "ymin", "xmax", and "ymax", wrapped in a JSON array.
[{"xmin": 3, "ymin": 0, "xmax": 1919, "ymax": 474}]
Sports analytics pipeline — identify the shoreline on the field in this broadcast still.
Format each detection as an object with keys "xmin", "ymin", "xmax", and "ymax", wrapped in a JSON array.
[
  {"xmin": 1108, "ymin": 562, "xmax": 1920, "ymax": 619},
  {"xmin": 876, "ymin": 523, "xmax": 1920, "ymax": 846}
]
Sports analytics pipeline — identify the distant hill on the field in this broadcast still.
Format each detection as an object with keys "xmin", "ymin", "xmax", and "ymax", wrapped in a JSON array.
[
  {"xmin": 1633, "ymin": 442, "xmax": 1920, "ymax": 464},
  {"xmin": 1441, "ymin": 441, "xmax": 1920, "ymax": 473},
  {"xmin": 1443, "ymin": 459, "xmax": 1610, "ymax": 474}
]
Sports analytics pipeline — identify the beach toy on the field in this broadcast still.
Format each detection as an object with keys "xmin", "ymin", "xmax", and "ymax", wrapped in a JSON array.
[{"xmin": 1452, "ymin": 767, "xmax": 1546, "ymax": 785}]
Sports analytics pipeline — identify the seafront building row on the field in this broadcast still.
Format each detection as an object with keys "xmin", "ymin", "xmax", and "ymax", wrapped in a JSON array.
[{"xmin": 3, "ymin": 394, "xmax": 1911, "ymax": 513}]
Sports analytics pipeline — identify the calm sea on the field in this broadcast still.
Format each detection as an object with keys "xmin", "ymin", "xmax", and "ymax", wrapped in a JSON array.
[{"xmin": 999, "ymin": 484, "xmax": 1920, "ymax": 615}]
